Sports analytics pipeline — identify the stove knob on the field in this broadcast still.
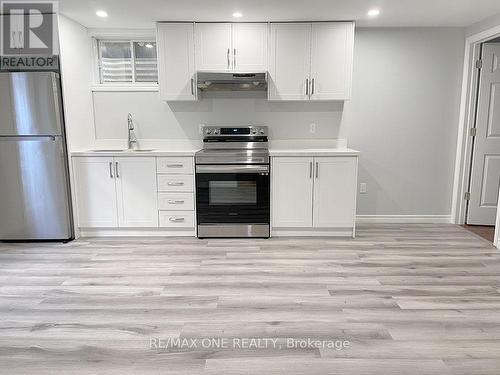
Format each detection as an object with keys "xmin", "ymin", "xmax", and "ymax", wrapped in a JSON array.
[
  {"xmin": 214, "ymin": 129, "xmax": 220, "ymax": 135},
  {"xmin": 260, "ymin": 129, "xmax": 265, "ymax": 135},
  {"xmin": 251, "ymin": 129, "xmax": 257, "ymax": 135},
  {"xmin": 206, "ymin": 129, "xmax": 212, "ymax": 135}
]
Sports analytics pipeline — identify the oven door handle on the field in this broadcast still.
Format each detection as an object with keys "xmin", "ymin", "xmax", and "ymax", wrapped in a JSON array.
[{"xmin": 196, "ymin": 165, "xmax": 269, "ymax": 174}]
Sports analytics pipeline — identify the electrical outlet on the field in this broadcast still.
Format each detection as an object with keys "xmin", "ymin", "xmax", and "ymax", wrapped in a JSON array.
[
  {"xmin": 309, "ymin": 123, "xmax": 316, "ymax": 134},
  {"xmin": 360, "ymin": 183, "xmax": 367, "ymax": 194}
]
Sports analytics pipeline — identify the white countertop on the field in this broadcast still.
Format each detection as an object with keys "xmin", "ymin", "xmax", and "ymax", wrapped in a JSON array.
[{"xmin": 71, "ymin": 139, "xmax": 359, "ymax": 157}]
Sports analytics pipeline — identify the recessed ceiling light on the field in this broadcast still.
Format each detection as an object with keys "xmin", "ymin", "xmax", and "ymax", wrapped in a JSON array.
[
  {"xmin": 96, "ymin": 10, "xmax": 108, "ymax": 18},
  {"xmin": 232, "ymin": 12, "xmax": 243, "ymax": 18},
  {"xmin": 367, "ymin": 8, "xmax": 380, "ymax": 17}
]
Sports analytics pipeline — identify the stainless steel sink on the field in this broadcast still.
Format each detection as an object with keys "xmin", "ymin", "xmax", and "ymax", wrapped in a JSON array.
[{"xmin": 90, "ymin": 149, "xmax": 156, "ymax": 153}]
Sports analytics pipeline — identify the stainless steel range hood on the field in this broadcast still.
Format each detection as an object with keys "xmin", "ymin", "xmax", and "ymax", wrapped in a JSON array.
[{"xmin": 196, "ymin": 71, "xmax": 267, "ymax": 92}]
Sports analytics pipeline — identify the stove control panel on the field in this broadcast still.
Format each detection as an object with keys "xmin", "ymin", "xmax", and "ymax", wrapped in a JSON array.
[{"xmin": 203, "ymin": 126, "xmax": 268, "ymax": 138}]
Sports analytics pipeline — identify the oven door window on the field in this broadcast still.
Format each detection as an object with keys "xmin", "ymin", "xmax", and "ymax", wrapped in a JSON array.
[
  {"xmin": 209, "ymin": 181, "xmax": 257, "ymax": 205},
  {"xmin": 196, "ymin": 172, "xmax": 270, "ymax": 224}
]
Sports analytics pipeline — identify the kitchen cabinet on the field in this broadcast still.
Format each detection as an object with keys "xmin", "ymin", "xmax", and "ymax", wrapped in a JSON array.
[
  {"xmin": 73, "ymin": 156, "xmax": 157, "ymax": 228},
  {"xmin": 194, "ymin": 23, "xmax": 268, "ymax": 72},
  {"xmin": 115, "ymin": 157, "xmax": 158, "ymax": 227},
  {"xmin": 271, "ymin": 155, "xmax": 357, "ymax": 236},
  {"xmin": 272, "ymin": 157, "xmax": 313, "ymax": 227},
  {"xmin": 156, "ymin": 23, "xmax": 197, "ymax": 101},
  {"xmin": 72, "ymin": 157, "xmax": 118, "ymax": 228},
  {"xmin": 268, "ymin": 22, "xmax": 354, "ymax": 101}
]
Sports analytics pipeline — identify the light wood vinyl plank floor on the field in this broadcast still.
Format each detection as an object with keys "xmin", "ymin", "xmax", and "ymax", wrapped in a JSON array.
[{"xmin": 1, "ymin": 224, "xmax": 499, "ymax": 374}]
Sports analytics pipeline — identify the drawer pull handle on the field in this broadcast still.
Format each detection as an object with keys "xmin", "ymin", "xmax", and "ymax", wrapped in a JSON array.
[
  {"xmin": 169, "ymin": 217, "xmax": 185, "ymax": 222},
  {"xmin": 168, "ymin": 200, "xmax": 185, "ymax": 204},
  {"xmin": 167, "ymin": 182, "xmax": 185, "ymax": 186},
  {"xmin": 166, "ymin": 164, "xmax": 183, "ymax": 168}
]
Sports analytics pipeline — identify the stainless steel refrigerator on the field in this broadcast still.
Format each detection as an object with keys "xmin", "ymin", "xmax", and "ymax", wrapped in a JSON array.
[{"xmin": 0, "ymin": 71, "xmax": 73, "ymax": 241}]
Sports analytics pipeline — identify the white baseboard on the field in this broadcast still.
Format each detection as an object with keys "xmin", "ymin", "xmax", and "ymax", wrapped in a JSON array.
[
  {"xmin": 79, "ymin": 228, "xmax": 196, "ymax": 237},
  {"xmin": 356, "ymin": 215, "xmax": 453, "ymax": 224}
]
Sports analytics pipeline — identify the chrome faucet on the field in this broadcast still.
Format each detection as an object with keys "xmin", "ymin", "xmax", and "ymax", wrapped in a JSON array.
[{"xmin": 127, "ymin": 113, "xmax": 137, "ymax": 150}]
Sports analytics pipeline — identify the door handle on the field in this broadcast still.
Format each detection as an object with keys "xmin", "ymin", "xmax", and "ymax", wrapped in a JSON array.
[
  {"xmin": 109, "ymin": 162, "xmax": 114, "ymax": 178},
  {"xmin": 115, "ymin": 162, "xmax": 119, "ymax": 178},
  {"xmin": 227, "ymin": 48, "xmax": 230, "ymax": 69},
  {"xmin": 306, "ymin": 78, "xmax": 309, "ymax": 96},
  {"xmin": 169, "ymin": 217, "xmax": 185, "ymax": 222},
  {"xmin": 311, "ymin": 78, "xmax": 315, "ymax": 97},
  {"xmin": 191, "ymin": 78, "xmax": 194, "ymax": 95},
  {"xmin": 315, "ymin": 162, "xmax": 319, "ymax": 179},
  {"xmin": 168, "ymin": 200, "xmax": 185, "ymax": 204},
  {"xmin": 309, "ymin": 161, "xmax": 313, "ymax": 179}
]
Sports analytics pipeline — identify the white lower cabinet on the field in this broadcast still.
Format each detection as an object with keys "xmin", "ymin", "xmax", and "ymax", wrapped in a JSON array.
[
  {"xmin": 271, "ymin": 156, "xmax": 357, "ymax": 236},
  {"xmin": 73, "ymin": 156, "xmax": 158, "ymax": 228}
]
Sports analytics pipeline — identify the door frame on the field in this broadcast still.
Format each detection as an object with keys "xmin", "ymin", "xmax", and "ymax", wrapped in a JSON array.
[{"xmin": 452, "ymin": 24, "xmax": 500, "ymax": 226}]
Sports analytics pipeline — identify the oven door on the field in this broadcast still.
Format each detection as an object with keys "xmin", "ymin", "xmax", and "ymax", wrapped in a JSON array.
[{"xmin": 196, "ymin": 164, "xmax": 270, "ymax": 225}]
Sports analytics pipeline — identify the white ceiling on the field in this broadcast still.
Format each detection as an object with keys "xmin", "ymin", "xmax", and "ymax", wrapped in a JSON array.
[{"xmin": 58, "ymin": 0, "xmax": 500, "ymax": 29}]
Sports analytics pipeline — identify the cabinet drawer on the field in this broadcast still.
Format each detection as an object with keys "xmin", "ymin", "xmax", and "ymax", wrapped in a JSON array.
[
  {"xmin": 158, "ymin": 192, "xmax": 194, "ymax": 210},
  {"xmin": 159, "ymin": 211, "xmax": 195, "ymax": 228},
  {"xmin": 157, "ymin": 157, "xmax": 194, "ymax": 174},
  {"xmin": 157, "ymin": 175, "xmax": 194, "ymax": 192}
]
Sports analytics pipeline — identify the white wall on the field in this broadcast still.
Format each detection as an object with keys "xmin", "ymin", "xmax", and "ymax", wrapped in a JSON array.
[
  {"xmin": 58, "ymin": 15, "xmax": 94, "ymax": 151},
  {"xmin": 88, "ymin": 27, "xmax": 465, "ymax": 217},
  {"xmin": 467, "ymin": 12, "xmax": 500, "ymax": 36},
  {"xmin": 344, "ymin": 28, "xmax": 465, "ymax": 216}
]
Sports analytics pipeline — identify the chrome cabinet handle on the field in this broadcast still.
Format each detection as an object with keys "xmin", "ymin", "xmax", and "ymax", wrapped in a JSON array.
[
  {"xmin": 227, "ymin": 48, "xmax": 230, "ymax": 69},
  {"xmin": 191, "ymin": 78, "xmax": 194, "ymax": 95},
  {"xmin": 311, "ymin": 78, "xmax": 315, "ymax": 96},
  {"xmin": 166, "ymin": 164, "xmax": 183, "ymax": 168},
  {"xmin": 315, "ymin": 162, "xmax": 319, "ymax": 179},
  {"xmin": 309, "ymin": 161, "xmax": 312, "ymax": 179},
  {"xmin": 306, "ymin": 78, "xmax": 309, "ymax": 96},
  {"xmin": 109, "ymin": 162, "xmax": 114, "ymax": 178},
  {"xmin": 169, "ymin": 217, "xmax": 185, "ymax": 222},
  {"xmin": 233, "ymin": 48, "xmax": 236, "ymax": 69},
  {"xmin": 167, "ymin": 181, "xmax": 185, "ymax": 186},
  {"xmin": 115, "ymin": 162, "xmax": 119, "ymax": 178},
  {"xmin": 168, "ymin": 200, "xmax": 185, "ymax": 204}
]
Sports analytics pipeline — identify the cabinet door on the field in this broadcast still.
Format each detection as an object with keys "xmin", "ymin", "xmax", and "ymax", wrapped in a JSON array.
[
  {"xmin": 310, "ymin": 22, "xmax": 354, "ymax": 100},
  {"xmin": 268, "ymin": 23, "xmax": 311, "ymax": 101},
  {"xmin": 157, "ymin": 23, "xmax": 196, "ymax": 101},
  {"xmin": 115, "ymin": 157, "xmax": 158, "ymax": 227},
  {"xmin": 232, "ymin": 23, "xmax": 268, "ymax": 72},
  {"xmin": 313, "ymin": 157, "xmax": 357, "ymax": 228},
  {"xmin": 195, "ymin": 23, "xmax": 232, "ymax": 71},
  {"xmin": 272, "ymin": 157, "xmax": 313, "ymax": 227},
  {"xmin": 73, "ymin": 157, "xmax": 118, "ymax": 228}
]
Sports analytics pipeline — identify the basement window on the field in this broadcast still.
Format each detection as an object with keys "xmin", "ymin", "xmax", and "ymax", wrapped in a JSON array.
[{"xmin": 96, "ymin": 39, "xmax": 158, "ymax": 85}]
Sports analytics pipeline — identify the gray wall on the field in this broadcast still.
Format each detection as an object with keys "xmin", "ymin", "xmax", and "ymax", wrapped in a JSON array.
[
  {"xmin": 467, "ymin": 12, "xmax": 500, "ymax": 36},
  {"xmin": 344, "ymin": 28, "xmax": 465, "ymax": 215},
  {"xmin": 91, "ymin": 27, "xmax": 465, "ymax": 217}
]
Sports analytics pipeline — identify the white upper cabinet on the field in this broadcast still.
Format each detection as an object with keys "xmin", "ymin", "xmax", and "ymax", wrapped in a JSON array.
[
  {"xmin": 269, "ymin": 22, "xmax": 354, "ymax": 101},
  {"xmin": 232, "ymin": 23, "xmax": 268, "ymax": 72},
  {"xmin": 195, "ymin": 23, "xmax": 232, "ymax": 71},
  {"xmin": 115, "ymin": 157, "xmax": 158, "ymax": 228},
  {"xmin": 156, "ymin": 23, "xmax": 196, "ymax": 101},
  {"xmin": 310, "ymin": 22, "xmax": 354, "ymax": 100},
  {"xmin": 268, "ymin": 23, "xmax": 311, "ymax": 101}
]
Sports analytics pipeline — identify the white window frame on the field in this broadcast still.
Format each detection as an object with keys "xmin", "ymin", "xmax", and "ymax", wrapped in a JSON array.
[{"xmin": 89, "ymin": 29, "xmax": 159, "ymax": 91}]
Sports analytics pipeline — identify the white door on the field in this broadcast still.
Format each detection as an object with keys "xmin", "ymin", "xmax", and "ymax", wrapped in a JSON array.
[
  {"xmin": 468, "ymin": 43, "xmax": 500, "ymax": 225},
  {"xmin": 157, "ymin": 23, "xmax": 196, "ymax": 101},
  {"xmin": 268, "ymin": 23, "xmax": 311, "ymax": 101},
  {"xmin": 310, "ymin": 22, "xmax": 354, "ymax": 101},
  {"xmin": 272, "ymin": 157, "xmax": 313, "ymax": 227},
  {"xmin": 195, "ymin": 23, "xmax": 232, "ymax": 71},
  {"xmin": 115, "ymin": 157, "xmax": 158, "ymax": 227},
  {"xmin": 313, "ymin": 157, "xmax": 357, "ymax": 228},
  {"xmin": 72, "ymin": 157, "xmax": 118, "ymax": 228},
  {"xmin": 232, "ymin": 23, "xmax": 268, "ymax": 72}
]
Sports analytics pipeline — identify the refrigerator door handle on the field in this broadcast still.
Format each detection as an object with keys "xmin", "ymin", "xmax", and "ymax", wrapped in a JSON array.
[{"xmin": 50, "ymin": 73, "xmax": 63, "ymax": 134}]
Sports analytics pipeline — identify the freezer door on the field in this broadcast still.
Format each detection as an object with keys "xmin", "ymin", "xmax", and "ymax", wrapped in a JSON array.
[
  {"xmin": 0, "ymin": 72, "xmax": 63, "ymax": 136},
  {"xmin": 0, "ymin": 136, "xmax": 73, "ymax": 240}
]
